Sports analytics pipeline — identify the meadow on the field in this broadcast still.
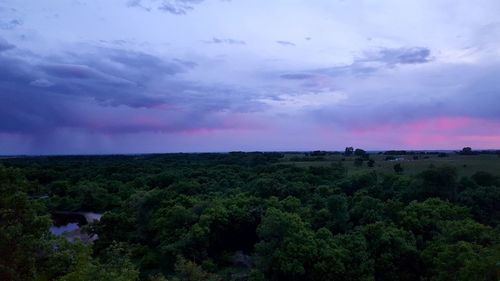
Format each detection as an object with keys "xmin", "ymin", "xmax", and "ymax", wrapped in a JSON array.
[{"xmin": 281, "ymin": 152, "xmax": 500, "ymax": 176}]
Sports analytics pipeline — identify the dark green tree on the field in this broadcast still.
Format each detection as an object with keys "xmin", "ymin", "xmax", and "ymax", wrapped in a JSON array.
[
  {"xmin": 0, "ymin": 166, "xmax": 51, "ymax": 280},
  {"xmin": 255, "ymin": 208, "xmax": 317, "ymax": 280},
  {"xmin": 394, "ymin": 163, "xmax": 404, "ymax": 174},
  {"xmin": 362, "ymin": 222, "xmax": 419, "ymax": 281}
]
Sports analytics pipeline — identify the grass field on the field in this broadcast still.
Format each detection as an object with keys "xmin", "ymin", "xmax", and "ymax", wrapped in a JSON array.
[{"xmin": 280, "ymin": 153, "xmax": 500, "ymax": 177}]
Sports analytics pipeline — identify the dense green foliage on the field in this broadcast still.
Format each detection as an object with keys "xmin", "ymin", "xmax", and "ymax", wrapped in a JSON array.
[
  {"xmin": 1, "ymin": 152, "xmax": 499, "ymax": 280},
  {"xmin": 0, "ymin": 166, "xmax": 138, "ymax": 281}
]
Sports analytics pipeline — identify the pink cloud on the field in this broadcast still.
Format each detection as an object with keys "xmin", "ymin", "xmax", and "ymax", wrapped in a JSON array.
[{"xmin": 348, "ymin": 116, "xmax": 500, "ymax": 149}]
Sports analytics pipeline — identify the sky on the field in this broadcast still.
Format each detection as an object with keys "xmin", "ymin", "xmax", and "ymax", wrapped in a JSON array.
[{"xmin": 1, "ymin": 0, "xmax": 500, "ymax": 154}]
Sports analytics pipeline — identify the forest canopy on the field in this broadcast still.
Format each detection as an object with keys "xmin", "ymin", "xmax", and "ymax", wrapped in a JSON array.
[{"xmin": 0, "ymin": 151, "xmax": 499, "ymax": 281}]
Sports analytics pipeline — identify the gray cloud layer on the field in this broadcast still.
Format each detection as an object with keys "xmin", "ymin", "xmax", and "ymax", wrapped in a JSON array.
[
  {"xmin": 0, "ymin": 37, "xmax": 262, "ymax": 137},
  {"xmin": 127, "ymin": 0, "xmax": 225, "ymax": 15},
  {"xmin": 276, "ymin": 41, "xmax": 296, "ymax": 47},
  {"xmin": 281, "ymin": 47, "xmax": 433, "ymax": 80},
  {"xmin": 280, "ymin": 73, "xmax": 316, "ymax": 80},
  {"xmin": 204, "ymin": 37, "xmax": 246, "ymax": 45},
  {"xmin": 0, "ymin": 37, "xmax": 14, "ymax": 51},
  {"xmin": 0, "ymin": 18, "xmax": 22, "ymax": 30},
  {"xmin": 362, "ymin": 47, "xmax": 432, "ymax": 65}
]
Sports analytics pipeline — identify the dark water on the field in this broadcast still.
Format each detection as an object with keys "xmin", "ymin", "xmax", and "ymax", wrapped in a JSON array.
[
  {"xmin": 49, "ymin": 212, "xmax": 102, "ymax": 242},
  {"xmin": 50, "ymin": 223, "xmax": 80, "ymax": 236}
]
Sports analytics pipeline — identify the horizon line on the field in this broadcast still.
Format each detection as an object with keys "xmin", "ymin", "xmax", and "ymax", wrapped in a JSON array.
[{"xmin": 1, "ymin": 148, "xmax": 499, "ymax": 158}]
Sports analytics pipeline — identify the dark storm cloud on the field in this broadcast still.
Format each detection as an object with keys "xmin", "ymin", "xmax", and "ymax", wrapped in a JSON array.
[
  {"xmin": 0, "ymin": 53, "xmax": 84, "ymax": 134},
  {"xmin": 30, "ymin": 51, "xmax": 185, "ymax": 104},
  {"xmin": 0, "ymin": 41, "xmax": 176, "ymax": 133},
  {"xmin": 204, "ymin": 38, "xmax": 246, "ymax": 45},
  {"xmin": 28, "ymin": 51, "xmax": 178, "ymax": 108},
  {"xmin": 313, "ymin": 47, "xmax": 432, "ymax": 78},
  {"xmin": 0, "ymin": 85, "xmax": 81, "ymax": 134},
  {"xmin": 364, "ymin": 47, "xmax": 432, "ymax": 65},
  {"xmin": 276, "ymin": 41, "xmax": 296, "ymax": 47},
  {"xmin": 0, "ymin": 39, "xmax": 262, "ymax": 136}
]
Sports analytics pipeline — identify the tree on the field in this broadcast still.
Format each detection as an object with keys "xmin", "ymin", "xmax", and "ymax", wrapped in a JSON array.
[
  {"xmin": 421, "ymin": 240, "xmax": 500, "ymax": 281},
  {"xmin": 3, "ymin": 151, "xmax": 499, "ymax": 281},
  {"xmin": 350, "ymin": 194, "xmax": 385, "ymax": 226},
  {"xmin": 402, "ymin": 201, "xmax": 499, "ymax": 281},
  {"xmin": 332, "ymin": 232, "xmax": 374, "ymax": 281},
  {"xmin": 458, "ymin": 244, "xmax": 500, "ymax": 281},
  {"xmin": 471, "ymin": 171, "xmax": 498, "ymax": 186},
  {"xmin": 325, "ymin": 194, "xmax": 350, "ymax": 233},
  {"xmin": 361, "ymin": 222, "xmax": 419, "ymax": 281},
  {"xmin": 354, "ymin": 148, "xmax": 367, "ymax": 158},
  {"xmin": 0, "ymin": 166, "xmax": 137, "ymax": 281},
  {"xmin": 458, "ymin": 186, "xmax": 500, "ymax": 226},
  {"xmin": 415, "ymin": 166, "xmax": 458, "ymax": 201},
  {"xmin": 393, "ymin": 164, "xmax": 404, "ymax": 174},
  {"xmin": 0, "ymin": 166, "xmax": 51, "ymax": 281},
  {"xmin": 422, "ymin": 241, "xmax": 479, "ymax": 281},
  {"xmin": 310, "ymin": 228, "xmax": 347, "ymax": 281},
  {"xmin": 398, "ymin": 198, "xmax": 469, "ymax": 241},
  {"xmin": 56, "ymin": 242, "xmax": 139, "ymax": 281},
  {"xmin": 255, "ymin": 208, "xmax": 317, "ymax": 280},
  {"xmin": 460, "ymin": 147, "xmax": 473, "ymax": 155},
  {"xmin": 367, "ymin": 159, "xmax": 375, "ymax": 168},
  {"xmin": 344, "ymin": 147, "xmax": 354, "ymax": 156},
  {"xmin": 170, "ymin": 256, "xmax": 220, "ymax": 281}
]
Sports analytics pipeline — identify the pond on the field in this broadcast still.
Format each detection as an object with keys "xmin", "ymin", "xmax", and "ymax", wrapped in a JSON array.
[{"xmin": 50, "ymin": 212, "xmax": 102, "ymax": 243}]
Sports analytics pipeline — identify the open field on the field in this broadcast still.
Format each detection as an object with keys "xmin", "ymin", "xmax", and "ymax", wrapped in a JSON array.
[{"xmin": 280, "ymin": 153, "xmax": 500, "ymax": 177}]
